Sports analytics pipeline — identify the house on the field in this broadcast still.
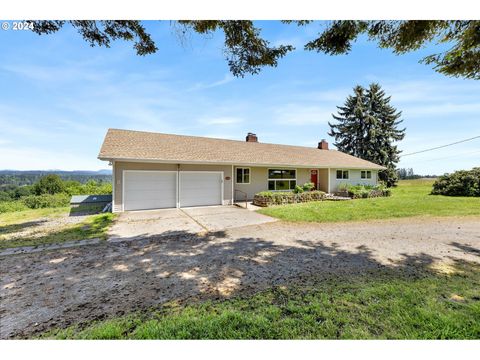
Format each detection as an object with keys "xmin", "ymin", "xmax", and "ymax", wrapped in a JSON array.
[{"xmin": 98, "ymin": 129, "xmax": 385, "ymax": 212}]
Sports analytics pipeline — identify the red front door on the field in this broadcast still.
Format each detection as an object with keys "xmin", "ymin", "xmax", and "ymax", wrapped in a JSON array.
[{"xmin": 310, "ymin": 170, "xmax": 318, "ymax": 190}]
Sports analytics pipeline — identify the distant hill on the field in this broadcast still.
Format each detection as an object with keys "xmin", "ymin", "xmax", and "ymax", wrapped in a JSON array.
[
  {"xmin": 0, "ymin": 169, "xmax": 111, "ymax": 175},
  {"xmin": 0, "ymin": 170, "xmax": 112, "ymax": 186}
]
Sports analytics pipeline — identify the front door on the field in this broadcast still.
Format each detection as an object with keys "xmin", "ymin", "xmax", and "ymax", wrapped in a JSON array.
[{"xmin": 310, "ymin": 170, "xmax": 318, "ymax": 190}]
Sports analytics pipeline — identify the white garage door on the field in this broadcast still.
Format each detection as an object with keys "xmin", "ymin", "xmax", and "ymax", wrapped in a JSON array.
[
  {"xmin": 179, "ymin": 172, "xmax": 223, "ymax": 207},
  {"xmin": 123, "ymin": 171, "xmax": 177, "ymax": 211}
]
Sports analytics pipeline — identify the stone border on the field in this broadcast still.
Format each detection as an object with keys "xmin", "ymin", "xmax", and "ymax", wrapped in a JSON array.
[{"xmin": 253, "ymin": 191, "xmax": 326, "ymax": 207}]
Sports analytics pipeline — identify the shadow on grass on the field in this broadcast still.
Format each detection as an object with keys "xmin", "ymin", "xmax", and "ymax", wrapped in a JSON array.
[
  {"xmin": 0, "ymin": 219, "xmax": 48, "ymax": 236},
  {"xmin": 0, "ymin": 213, "xmax": 114, "ymax": 250}
]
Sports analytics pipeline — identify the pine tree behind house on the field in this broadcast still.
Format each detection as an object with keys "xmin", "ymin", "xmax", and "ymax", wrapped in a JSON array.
[{"xmin": 329, "ymin": 83, "xmax": 405, "ymax": 187}]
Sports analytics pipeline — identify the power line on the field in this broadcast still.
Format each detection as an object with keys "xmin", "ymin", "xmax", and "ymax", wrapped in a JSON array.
[
  {"xmin": 402, "ymin": 149, "xmax": 480, "ymax": 163},
  {"xmin": 400, "ymin": 135, "xmax": 480, "ymax": 157}
]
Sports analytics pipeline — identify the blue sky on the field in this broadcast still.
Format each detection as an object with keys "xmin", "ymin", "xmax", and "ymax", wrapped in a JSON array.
[{"xmin": 0, "ymin": 20, "xmax": 478, "ymax": 174}]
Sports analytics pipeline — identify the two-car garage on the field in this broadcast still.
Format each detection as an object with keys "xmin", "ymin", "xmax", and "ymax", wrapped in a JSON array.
[{"xmin": 123, "ymin": 170, "xmax": 224, "ymax": 211}]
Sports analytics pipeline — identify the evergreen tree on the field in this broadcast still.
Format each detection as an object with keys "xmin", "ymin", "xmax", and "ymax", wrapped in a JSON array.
[
  {"xmin": 329, "ymin": 83, "xmax": 405, "ymax": 187},
  {"xmin": 31, "ymin": 21, "xmax": 479, "ymax": 79}
]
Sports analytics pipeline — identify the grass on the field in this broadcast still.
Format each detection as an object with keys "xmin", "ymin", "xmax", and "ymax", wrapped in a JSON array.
[
  {"xmin": 258, "ymin": 179, "xmax": 480, "ymax": 223},
  {"xmin": 41, "ymin": 261, "xmax": 480, "ymax": 339},
  {"xmin": 0, "ymin": 206, "xmax": 70, "ymax": 225},
  {"xmin": 0, "ymin": 207, "xmax": 115, "ymax": 250}
]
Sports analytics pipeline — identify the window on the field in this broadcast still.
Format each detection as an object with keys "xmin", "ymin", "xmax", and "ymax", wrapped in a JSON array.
[
  {"xmin": 336, "ymin": 170, "xmax": 349, "ymax": 179},
  {"xmin": 268, "ymin": 169, "xmax": 296, "ymax": 191},
  {"xmin": 361, "ymin": 170, "xmax": 372, "ymax": 179},
  {"xmin": 236, "ymin": 168, "xmax": 250, "ymax": 184}
]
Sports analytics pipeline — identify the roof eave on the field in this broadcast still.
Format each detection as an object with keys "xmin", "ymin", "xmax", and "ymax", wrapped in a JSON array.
[{"xmin": 98, "ymin": 156, "xmax": 385, "ymax": 170}]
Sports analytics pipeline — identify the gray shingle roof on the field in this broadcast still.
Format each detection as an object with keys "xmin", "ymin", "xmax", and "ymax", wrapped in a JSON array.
[{"xmin": 98, "ymin": 128, "xmax": 385, "ymax": 170}]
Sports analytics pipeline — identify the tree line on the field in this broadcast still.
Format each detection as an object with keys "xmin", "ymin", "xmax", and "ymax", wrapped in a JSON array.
[
  {"xmin": 0, "ymin": 172, "xmax": 111, "ymax": 187},
  {"xmin": 0, "ymin": 175, "xmax": 112, "ymax": 213}
]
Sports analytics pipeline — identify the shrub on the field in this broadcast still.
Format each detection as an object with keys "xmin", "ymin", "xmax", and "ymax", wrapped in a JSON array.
[
  {"xmin": 22, "ymin": 193, "xmax": 70, "ymax": 209},
  {"xmin": 14, "ymin": 185, "xmax": 34, "ymax": 199},
  {"xmin": 431, "ymin": 168, "xmax": 480, "ymax": 197},
  {"xmin": 339, "ymin": 184, "xmax": 391, "ymax": 199},
  {"xmin": 293, "ymin": 185, "xmax": 304, "ymax": 194},
  {"xmin": 0, "ymin": 192, "xmax": 12, "ymax": 202},
  {"xmin": 0, "ymin": 200, "xmax": 28, "ymax": 213},
  {"xmin": 64, "ymin": 179, "xmax": 112, "ymax": 195},
  {"xmin": 302, "ymin": 182, "xmax": 315, "ymax": 192}
]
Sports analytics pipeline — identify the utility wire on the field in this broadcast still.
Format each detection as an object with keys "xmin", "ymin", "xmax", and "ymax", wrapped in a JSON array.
[
  {"xmin": 400, "ymin": 135, "xmax": 480, "ymax": 157},
  {"xmin": 402, "ymin": 149, "xmax": 480, "ymax": 163}
]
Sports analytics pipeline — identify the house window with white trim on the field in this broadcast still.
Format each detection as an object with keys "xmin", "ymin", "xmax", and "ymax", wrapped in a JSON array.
[
  {"xmin": 236, "ymin": 168, "xmax": 250, "ymax": 184},
  {"xmin": 336, "ymin": 170, "xmax": 349, "ymax": 179},
  {"xmin": 268, "ymin": 169, "xmax": 296, "ymax": 191},
  {"xmin": 361, "ymin": 170, "xmax": 372, "ymax": 179}
]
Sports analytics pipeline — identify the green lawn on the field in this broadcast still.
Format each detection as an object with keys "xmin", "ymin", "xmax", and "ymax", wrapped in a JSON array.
[
  {"xmin": 0, "ymin": 207, "xmax": 115, "ymax": 250},
  {"xmin": 42, "ymin": 261, "xmax": 480, "ymax": 339},
  {"xmin": 258, "ymin": 179, "xmax": 480, "ymax": 223}
]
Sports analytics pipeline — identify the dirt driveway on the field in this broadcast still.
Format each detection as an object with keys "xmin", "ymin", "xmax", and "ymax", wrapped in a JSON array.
[{"xmin": 1, "ymin": 216, "xmax": 479, "ymax": 338}]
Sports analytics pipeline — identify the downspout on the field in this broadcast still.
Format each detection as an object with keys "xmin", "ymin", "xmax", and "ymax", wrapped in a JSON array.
[
  {"xmin": 111, "ymin": 160, "xmax": 116, "ymax": 212},
  {"xmin": 177, "ymin": 164, "xmax": 180, "ymax": 208},
  {"xmin": 231, "ymin": 165, "xmax": 234, "ymax": 205}
]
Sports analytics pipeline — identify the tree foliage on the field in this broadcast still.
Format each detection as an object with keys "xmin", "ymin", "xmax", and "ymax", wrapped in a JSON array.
[
  {"xmin": 329, "ymin": 83, "xmax": 405, "ymax": 187},
  {"xmin": 304, "ymin": 20, "xmax": 480, "ymax": 80},
  {"xmin": 431, "ymin": 168, "xmax": 480, "ymax": 197},
  {"xmin": 33, "ymin": 174, "xmax": 65, "ymax": 195},
  {"xmin": 30, "ymin": 20, "xmax": 480, "ymax": 79}
]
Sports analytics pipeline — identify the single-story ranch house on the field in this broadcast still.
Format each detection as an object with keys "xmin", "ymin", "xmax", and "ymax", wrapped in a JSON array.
[{"xmin": 98, "ymin": 129, "xmax": 385, "ymax": 212}]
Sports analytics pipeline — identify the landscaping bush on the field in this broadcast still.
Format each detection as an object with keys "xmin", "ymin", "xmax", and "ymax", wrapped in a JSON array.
[
  {"xmin": 302, "ymin": 182, "xmax": 315, "ymax": 192},
  {"xmin": 293, "ymin": 182, "xmax": 316, "ymax": 194},
  {"xmin": 431, "ymin": 168, "xmax": 480, "ymax": 197},
  {"xmin": 338, "ymin": 184, "xmax": 391, "ymax": 199},
  {"xmin": 22, "ymin": 193, "xmax": 70, "ymax": 209},
  {"xmin": 293, "ymin": 185, "xmax": 304, "ymax": 194},
  {"xmin": 253, "ymin": 190, "xmax": 326, "ymax": 207}
]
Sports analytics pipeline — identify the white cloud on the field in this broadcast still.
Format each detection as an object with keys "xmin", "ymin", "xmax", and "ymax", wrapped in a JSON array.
[
  {"xmin": 198, "ymin": 116, "xmax": 244, "ymax": 125},
  {"xmin": 188, "ymin": 74, "xmax": 234, "ymax": 91},
  {"xmin": 0, "ymin": 145, "xmax": 105, "ymax": 171},
  {"xmin": 276, "ymin": 104, "xmax": 333, "ymax": 125}
]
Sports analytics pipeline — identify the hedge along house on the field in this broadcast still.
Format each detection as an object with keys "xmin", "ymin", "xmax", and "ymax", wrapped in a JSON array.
[{"xmin": 98, "ymin": 129, "xmax": 385, "ymax": 212}]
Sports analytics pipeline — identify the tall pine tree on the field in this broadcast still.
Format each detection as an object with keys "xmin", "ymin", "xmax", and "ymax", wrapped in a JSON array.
[{"xmin": 329, "ymin": 83, "xmax": 405, "ymax": 187}]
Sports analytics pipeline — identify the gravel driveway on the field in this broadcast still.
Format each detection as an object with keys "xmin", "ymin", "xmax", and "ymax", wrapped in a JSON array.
[{"xmin": 1, "ymin": 216, "xmax": 479, "ymax": 338}]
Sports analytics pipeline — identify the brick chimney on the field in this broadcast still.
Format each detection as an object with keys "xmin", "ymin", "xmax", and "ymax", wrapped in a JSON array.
[
  {"xmin": 318, "ymin": 139, "xmax": 329, "ymax": 150},
  {"xmin": 246, "ymin": 132, "xmax": 258, "ymax": 142}
]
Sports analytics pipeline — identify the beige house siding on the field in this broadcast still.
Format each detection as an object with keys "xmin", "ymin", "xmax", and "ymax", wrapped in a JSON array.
[
  {"xmin": 329, "ymin": 169, "xmax": 378, "ymax": 192},
  {"xmin": 318, "ymin": 168, "xmax": 329, "ymax": 192},
  {"xmin": 233, "ymin": 167, "xmax": 312, "ymax": 200},
  {"xmin": 113, "ymin": 161, "xmax": 233, "ymax": 212},
  {"xmin": 111, "ymin": 161, "xmax": 379, "ymax": 212}
]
